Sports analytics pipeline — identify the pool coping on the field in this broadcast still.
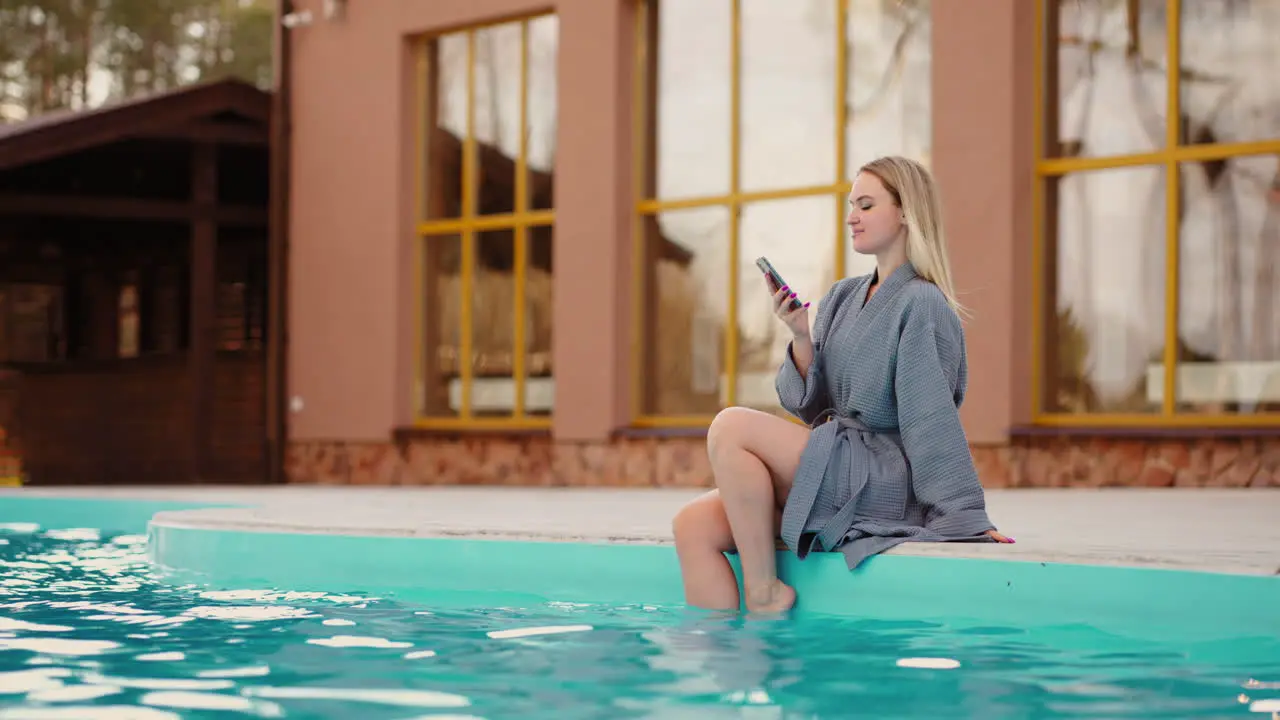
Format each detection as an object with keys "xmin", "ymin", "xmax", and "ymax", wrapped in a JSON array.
[
  {"xmin": 5, "ymin": 486, "xmax": 1280, "ymax": 645},
  {"xmin": 3, "ymin": 485, "xmax": 1279, "ymax": 577}
]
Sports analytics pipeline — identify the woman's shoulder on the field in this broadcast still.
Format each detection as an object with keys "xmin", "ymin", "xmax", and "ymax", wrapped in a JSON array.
[{"xmin": 897, "ymin": 278, "xmax": 964, "ymax": 332}]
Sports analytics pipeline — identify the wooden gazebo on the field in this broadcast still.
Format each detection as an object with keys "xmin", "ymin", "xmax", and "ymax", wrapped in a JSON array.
[{"xmin": 0, "ymin": 78, "xmax": 279, "ymax": 485}]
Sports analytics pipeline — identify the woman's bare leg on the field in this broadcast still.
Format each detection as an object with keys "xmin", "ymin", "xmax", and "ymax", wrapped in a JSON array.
[
  {"xmin": 671, "ymin": 490, "xmax": 740, "ymax": 610},
  {"xmin": 673, "ymin": 406, "xmax": 811, "ymax": 613},
  {"xmin": 672, "ymin": 490, "xmax": 785, "ymax": 611}
]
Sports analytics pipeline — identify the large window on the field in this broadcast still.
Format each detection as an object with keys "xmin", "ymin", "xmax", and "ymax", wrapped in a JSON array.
[
  {"xmin": 632, "ymin": 0, "xmax": 932, "ymax": 425},
  {"xmin": 414, "ymin": 14, "xmax": 559, "ymax": 430},
  {"xmin": 1035, "ymin": 0, "xmax": 1280, "ymax": 425}
]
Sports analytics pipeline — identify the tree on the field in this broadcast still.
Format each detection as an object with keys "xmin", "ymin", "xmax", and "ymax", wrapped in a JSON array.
[{"xmin": 0, "ymin": 0, "xmax": 274, "ymax": 122}]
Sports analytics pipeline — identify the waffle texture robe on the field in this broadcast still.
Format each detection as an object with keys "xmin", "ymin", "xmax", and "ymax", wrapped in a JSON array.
[{"xmin": 775, "ymin": 262, "xmax": 998, "ymax": 570}]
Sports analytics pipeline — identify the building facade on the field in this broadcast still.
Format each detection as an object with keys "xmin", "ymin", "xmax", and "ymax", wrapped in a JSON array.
[
  {"xmin": 0, "ymin": 81, "xmax": 273, "ymax": 486},
  {"xmin": 283, "ymin": 0, "xmax": 1280, "ymax": 488}
]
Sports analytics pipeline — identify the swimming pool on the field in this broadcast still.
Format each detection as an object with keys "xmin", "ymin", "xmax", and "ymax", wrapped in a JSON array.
[{"xmin": 2, "ymin": 496, "xmax": 1278, "ymax": 718}]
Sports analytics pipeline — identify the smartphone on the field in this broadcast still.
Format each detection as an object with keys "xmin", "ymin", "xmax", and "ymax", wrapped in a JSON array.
[{"xmin": 755, "ymin": 256, "xmax": 803, "ymax": 312}]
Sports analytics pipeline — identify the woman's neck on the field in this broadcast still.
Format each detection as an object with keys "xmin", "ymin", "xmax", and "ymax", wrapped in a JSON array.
[{"xmin": 874, "ymin": 247, "xmax": 908, "ymax": 285}]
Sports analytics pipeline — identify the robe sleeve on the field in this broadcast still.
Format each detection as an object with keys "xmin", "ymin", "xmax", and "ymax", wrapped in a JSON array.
[
  {"xmin": 894, "ymin": 298, "xmax": 997, "ymax": 537},
  {"xmin": 775, "ymin": 280, "xmax": 847, "ymax": 425}
]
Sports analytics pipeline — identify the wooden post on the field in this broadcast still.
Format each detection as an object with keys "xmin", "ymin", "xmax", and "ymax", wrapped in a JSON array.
[
  {"xmin": 190, "ymin": 142, "xmax": 218, "ymax": 482},
  {"xmin": 265, "ymin": 0, "xmax": 294, "ymax": 483}
]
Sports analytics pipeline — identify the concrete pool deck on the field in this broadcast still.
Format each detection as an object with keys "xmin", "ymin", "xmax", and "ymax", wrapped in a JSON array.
[{"xmin": 2, "ymin": 485, "xmax": 1279, "ymax": 577}]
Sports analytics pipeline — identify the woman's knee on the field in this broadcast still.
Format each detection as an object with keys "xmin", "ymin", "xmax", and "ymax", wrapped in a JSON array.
[
  {"xmin": 672, "ymin": 492, "xmax": 731, "ymax": 550},
  {"xmin": 708, "ymin": 406, "xmax": 807, "ymax": 490},
  {"xmin": 706, "ymin": 406, "xmax": 755, "ymax": 458}
]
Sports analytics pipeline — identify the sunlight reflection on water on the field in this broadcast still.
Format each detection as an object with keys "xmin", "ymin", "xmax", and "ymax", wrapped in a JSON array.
[{"xmin": 0, "ymin": 522, "xmax": 1276, "ymax": 719}]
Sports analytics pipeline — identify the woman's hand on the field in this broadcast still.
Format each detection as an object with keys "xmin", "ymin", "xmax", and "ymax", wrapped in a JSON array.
[
  {"xmin": 986, "ymin": 530, "xmax": 1015, "ymax": 544},
  {"xmin": 771, "ymin": 285, "xmax": 811, "ymax": 338}
]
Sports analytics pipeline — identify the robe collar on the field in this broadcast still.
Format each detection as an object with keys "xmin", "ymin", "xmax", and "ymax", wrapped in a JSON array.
[
  {"xmin": 857, "ymin": 261, "xmax": 919, "ymax": 312},
  {"xmin": 822, "ymin": 261, "xmax": 921, "ymax": 364}
]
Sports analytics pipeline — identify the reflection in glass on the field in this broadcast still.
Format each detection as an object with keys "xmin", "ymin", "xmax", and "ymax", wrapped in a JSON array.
[
  {"xmin": 428, "ymin": 17, "xmax": 560, "ymax": 218},
  {"xmin": 1179, "ymin": 1, "xmax": 1280, "ymax": 146},
  {"xmin": 467, "ymin": 230, "xmax": 516, "ymax": 417},
  {"xmin": 646, "ymin": 1, "xmax": 934, "ymax": 199},
  {"xmin": 640, "ymin": 207, "xmax": 731, "ymax": 416},
  {"xmin": 526, "ymin": 15, "xmax": 560, "ymax": 211},
  {"xmin": 638, "ymin": 1, "xmax": 939, "ymax": 419},
  {"xmin": 427, "ymin": 34, "xmax": 467, "ymax": 220},
  {"xmin": 740, "ymin": 0, "xmax": 836, "ymax": 193},
  {"xmin": 522, "ymin": 225, "xmax": 555, "ymax": 416},
  {"xmin": 1045, "ymin": 165, "xmax": 1166, "ymax": 414},
  {"xmin": 420, "ymin": 234, "xmax": 462, "ymax": 417},
  {"xmin": 845, "ymin": 0, "xmax": 933, "ymax": 176},
  {"xmin": 420, "ymin": 16, "xmax": 558, "ymax": 421},
  {"xmin": 470, "ymin": 23, "xmax": 520, "ymax": 214},
  {"xmin": 737, "ymin": 196, "xmax": 834, "ymax": 415},
  {"xmin": 421, "ymin": 228, "xmax": 556, "ymax": 419},
  {"xmin": 1176, "ymin": 155, "xmax": 1280, "ymax": 414},
  {"xmin": 839, "ymin": 0, "xmax": 931, "ymax": 274},
  {"xmin": 647, "ymin": 0, "xmax": 731, "ymax": 200},
  {"xmin": 1050, "ymin": 0, "xmax": 1167, "ymax": 159}
]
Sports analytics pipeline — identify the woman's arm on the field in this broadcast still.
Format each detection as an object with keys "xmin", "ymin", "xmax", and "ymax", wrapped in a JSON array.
[
  {"xmin": 775, "ymin": 280, "xmax": 850, "ymax": 425},
  {"xmin": 894, "ymin": 292, "xmax": 997, "ymax": 536},
  {"xmin": 789, "ymin": 333, "xmax": 816, "ymax": 381}
]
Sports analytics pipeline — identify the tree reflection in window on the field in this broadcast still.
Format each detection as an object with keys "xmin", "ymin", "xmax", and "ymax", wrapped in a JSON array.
[{"xmin": 1048, "ymin": 0, "xmax": 1280, "ymax": 415}]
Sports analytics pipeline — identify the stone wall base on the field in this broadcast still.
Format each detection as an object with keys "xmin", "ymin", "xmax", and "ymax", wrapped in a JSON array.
[{"xmin": 285, "ymin": 433, "xmax": 1280, "ymax": 488}]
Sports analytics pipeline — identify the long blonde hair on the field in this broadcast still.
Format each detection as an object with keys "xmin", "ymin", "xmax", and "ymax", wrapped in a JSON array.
[{"xmin": 858, "ymin": 155, "xmax": 967, "ymax": 318}]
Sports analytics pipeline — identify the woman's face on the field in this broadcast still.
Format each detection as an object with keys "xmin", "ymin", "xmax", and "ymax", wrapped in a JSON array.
[{"xmin": 846, "ymin": 171, "xmax": 903, "ymax": 256}]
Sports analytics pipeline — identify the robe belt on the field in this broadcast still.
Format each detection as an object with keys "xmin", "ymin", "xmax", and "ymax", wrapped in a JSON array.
[{"xmin": 781, "ymin": 409, "xmax": 904, "ymax": 556}]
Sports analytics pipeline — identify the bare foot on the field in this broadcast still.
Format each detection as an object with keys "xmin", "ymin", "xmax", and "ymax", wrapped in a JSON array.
[{"xmin": 745, "ymin": 579, "xmax": 796, "ymax": 615}]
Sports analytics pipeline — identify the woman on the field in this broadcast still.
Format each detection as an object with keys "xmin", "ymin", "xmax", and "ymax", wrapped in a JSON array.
[{"xmin": 672, "ymin": 155, "xmax": 1013, "ymax": 614}]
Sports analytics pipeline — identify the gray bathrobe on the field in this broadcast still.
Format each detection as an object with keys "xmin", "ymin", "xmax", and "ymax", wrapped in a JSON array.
[{"xmin": 776, "ymin": 262, "xmax": 997, "ymax": 570}]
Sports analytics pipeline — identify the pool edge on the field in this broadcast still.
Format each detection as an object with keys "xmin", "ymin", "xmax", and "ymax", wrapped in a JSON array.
[
  {"xmin": 146, "ymin": 515, "xmax": 1280, "ymax": 648},
  {"xmin": 6, "ymin": 491, "xmax": 1280, "ymax": 649}
]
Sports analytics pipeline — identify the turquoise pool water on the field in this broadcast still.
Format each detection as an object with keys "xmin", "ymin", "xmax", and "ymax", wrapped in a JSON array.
[{"xmin": 2, "ymin": 501, "xmax": 1279, "ymax": 718}]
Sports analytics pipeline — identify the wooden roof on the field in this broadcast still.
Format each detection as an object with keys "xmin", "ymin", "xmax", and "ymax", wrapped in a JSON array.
[
  {"xmin": 0, "ymin": 78, "xmax": 697, "ymax": 268},
  {"xmin": 0, "ymin": 78, "xmax": 270, "ymax": 172}
]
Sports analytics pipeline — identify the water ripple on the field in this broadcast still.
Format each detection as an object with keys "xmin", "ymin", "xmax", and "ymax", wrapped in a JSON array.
[{"xmin": 0, "ymin": 524, "xmax": 1276, "ymax": 719}]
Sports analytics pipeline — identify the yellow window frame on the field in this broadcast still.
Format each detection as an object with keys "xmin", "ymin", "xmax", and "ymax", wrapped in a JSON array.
[
  {"xmin": 629, "ymin": 0, "xmax": 856, "ymax": 429},
  {"xmin": 1031, "ymin": 0, "xmax": 1280, "ymax": 428},
  {"xmin": 411, "ymin": 14, "xmax": 556, "ymax": 431}
]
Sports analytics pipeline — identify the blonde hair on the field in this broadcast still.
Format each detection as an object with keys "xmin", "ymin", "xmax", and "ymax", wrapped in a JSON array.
[{"xmin": 858, "ymin": 155, "xmax": 967, "ymax": 318}]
